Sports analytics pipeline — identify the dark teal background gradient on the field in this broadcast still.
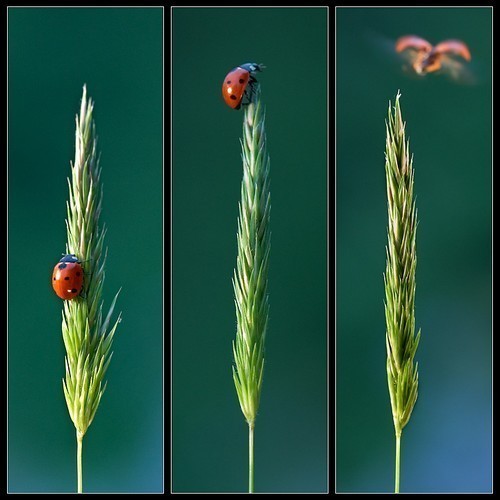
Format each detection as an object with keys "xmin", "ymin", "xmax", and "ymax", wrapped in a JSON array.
[
  {"xmin": 172, "ymin": 7, "xmax": 328, "ymax": 493},
  {"xmin": 337, "ymin": 7, "xmax": 492, "ymax": 493},
  {"xmin": 7, "ymin": 7, "xmax": 163, "ymax": 493}
]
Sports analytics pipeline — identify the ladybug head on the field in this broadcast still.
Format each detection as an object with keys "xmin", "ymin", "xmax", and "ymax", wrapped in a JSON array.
[
  {"xmin": 59, "ymin": 254, "xmax": 80, "ymax": 263},
  {"xmin": 240, "ymin": 62, "xmax": 266, "ymax": 74}
]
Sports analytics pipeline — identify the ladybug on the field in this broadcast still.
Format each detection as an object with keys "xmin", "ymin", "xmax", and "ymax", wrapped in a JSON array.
[
  {"xmin": 222, "ymin": 62, "xmax": 265, "ymax": 110},
  {"xmin": 52, "ymin": 254, "xmax": 84, "ymax": 300},
  {"xmin": 395, "ymin": 35, "xmax": 471, "ymax": 76}
]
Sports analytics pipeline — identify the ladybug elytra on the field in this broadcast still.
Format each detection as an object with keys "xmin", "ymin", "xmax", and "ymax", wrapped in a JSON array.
[
  {"xmin": 52, "ymin": 254, "xmax": 84, "ymax": 300},
  {"xmin": 222, "ymin": 62, "xmax": 265, "ymax": 110}
]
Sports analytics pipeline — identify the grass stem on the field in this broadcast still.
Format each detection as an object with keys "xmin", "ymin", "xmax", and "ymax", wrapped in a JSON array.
[
  {"xmin": 77, "ymin": 430, "xmax": 83, "ymax": 493},
  {"xmin": 384, "ymin": 91, "xmax": 420, "ymax": 494},
  {"xmin": 395, "ymin": 432, "xmax": 401, "ymax": 493},
  {"xmin": 232, "ymin": 85, "xmax": 270, "ymax": 493},
  {"xmin": 249, "ymin": 423, "xmax": 255, "ymax": 493},
  {"xmin": 60, "ymin": 85, "xmax": 121, "ymax": 492}
]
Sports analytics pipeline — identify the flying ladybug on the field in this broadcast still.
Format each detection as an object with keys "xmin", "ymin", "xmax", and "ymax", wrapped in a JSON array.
[{"xmin": 395, "ymin": 35, "xmax": 472, "ymax": 81}]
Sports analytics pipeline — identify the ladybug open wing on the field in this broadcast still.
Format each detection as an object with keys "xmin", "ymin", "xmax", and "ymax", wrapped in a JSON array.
[
  {"xmin": 395, "ymin": 35, "xmax": 433, "ymax": 54},
  {"xmin": 432, "ymin": 40, "xmax": 475, "ymax": 84},
  {"xmin": 433, "ymin": 39, "xmax": 471, "ymax": 61}
]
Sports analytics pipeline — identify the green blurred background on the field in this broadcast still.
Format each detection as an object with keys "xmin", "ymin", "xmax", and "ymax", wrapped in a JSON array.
[
  {"xmin": 7, "ymin": 7, "xmax": 163, "ymax": 493},
  {"xmin": 337, "ymin": 7, "xmax": 492, "ymax": 493},
  {"xmin": 172, "ymin": 7, "xmax": 327, "ymax": 493}
]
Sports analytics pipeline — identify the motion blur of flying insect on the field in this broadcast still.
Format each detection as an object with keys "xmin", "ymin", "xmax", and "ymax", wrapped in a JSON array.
[
  {"xmin": 367, "ymin": 32, "xmax": 478, "ymax": 85},
  {"xmin": 395, "ymin": 35, "xmax": 474, "ymax": 83}
]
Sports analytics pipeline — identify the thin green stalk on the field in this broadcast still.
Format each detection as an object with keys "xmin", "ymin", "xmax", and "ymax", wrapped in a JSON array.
[
  {"xmin": 395, "ymin": 432, "xmax": 401, "ymax": 493},
  {"xmin": 77, "ymin": 430, "xmax": 83, "ymax": 494},
  {"xmin": 232, "ymin": 85, "xmax": 271, "ymax": 494},
  {"xmin": 60, "ymin": 85, "xmax": 121, "ymax": 492},
  {"xmin": 249, "ymin": 423, "xmax": 255, "ymax": 493},
  {"xmin": 384, "ymin": 91, "xmax": 420, "ymax": 494}
]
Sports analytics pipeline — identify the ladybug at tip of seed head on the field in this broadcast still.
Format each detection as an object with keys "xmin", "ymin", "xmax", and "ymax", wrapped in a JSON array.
[
  {"xmin": 222, "ymin": 62, "xmax": 265, "ymax": 110},
  {"xmin": 52, "ymin": 254, "xmax": 84, "ymax": 300}
]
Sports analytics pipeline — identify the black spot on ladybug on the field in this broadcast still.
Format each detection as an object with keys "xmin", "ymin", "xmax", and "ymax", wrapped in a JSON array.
[
  {"xmin": 71, "ymin": 289, "xmax": 78, "ymax": 294},
  {"xmin": 64, "ymin": 276, "xmax": 70, "ymax": 280},
  {"xmin": 53, "ymin": 277, "xmax": 56, "ymax": 280},
  {"xmin": 227, "ymin": 80, "xmax": 231, "ymax": 84},
  {"xmin": 230, "ymin": 95, "xmax": 237, "ymax": 100},
  {"xmin": 76, "ymin": 271, "xmax": 81, "ymax": 276},
  {"xmin": 239, "ymin": 78, "xmax": 246, "ymax": 84}
]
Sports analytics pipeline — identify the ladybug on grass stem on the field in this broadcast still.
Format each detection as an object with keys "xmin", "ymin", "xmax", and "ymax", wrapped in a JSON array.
[
  {"xmin": 52, "ymin": 254, "xmax": 84, "ymax": 300},
  {"xmin": 222, "ymin": 62, "xmax": 265, "ymax": 110}
]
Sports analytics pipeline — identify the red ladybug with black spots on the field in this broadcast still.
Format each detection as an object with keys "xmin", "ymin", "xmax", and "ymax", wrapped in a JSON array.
[
  {"xmin": 52, "ymin": 254, "xmax": 84, "ymax": 300},
  {"xmin": 222, "ymin": 62, "xmax": 265, "ymax": 110}
]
